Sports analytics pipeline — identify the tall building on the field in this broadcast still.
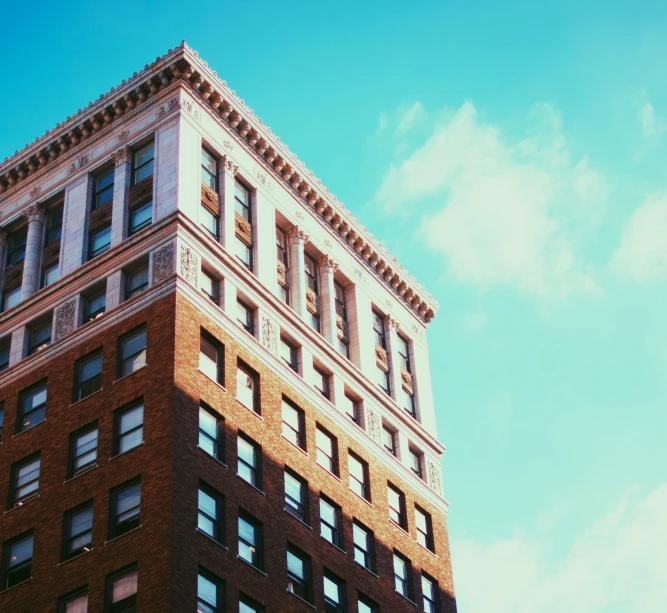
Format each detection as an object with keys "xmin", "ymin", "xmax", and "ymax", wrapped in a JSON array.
[{"xmin": 0, "ymin": 43, "xmax": 455, "ymax": 613}]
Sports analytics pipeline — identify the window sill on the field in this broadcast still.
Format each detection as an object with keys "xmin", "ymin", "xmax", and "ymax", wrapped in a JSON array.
[
  {"xmin": 236, "ymin": 555, "xmax": 267, "ymax": 576},
  {"xmin": 395, "ymin": 590, "xmax": 419, "ymax": 607},
  {"xmin": 4, "ymin": 494, "xmax": 39, "ymax": 515},
  {"xmin": 417, "ymin": 542, "xmax": 438, "ymax": 558},
  {"xmin": 197, "ymin": 445, "xmax": 228, "ymax": 468},
  {"xmin": 108, "ymin": 441, "xmax": 145, "ymax": 462},
  {"xmin": 390, "ymin": 520, "xmax": 411, "ymax": 538},
  {"xmin": 286, "ymin": 590, "xmax": 316, "ymax": 610},
  {"xmin": 0, "ymin": 576, "xmax": 32, "ymax": 594},
  {"xmin": 285, "ymin": 509, "xmax": 312, "ymax": 531},
  {"xmin": 70, "ymin": 388, "xmax": 104, "ymax": 408},
  {"xmin": 316, "ymin": 463, "xmax": 341, "ymax": 482},
  {"xmin": 57, "ymin": 548, "xmax": 93, "ymax": 568},
  {"xmin": 349, "ymin": 489, "xmax": 374, "ymax": 508},
  {"xmin": 321, "ymin": 535, "xmax": 347, "ymax": 556},
  {"xmin": 113, "ymin": 365, "xmax": 148, "ymax": 384},
  {"xmin": 236, "ymin": 474, "xmax": 266, "ymax": 496},
  {"xmin": 64, "ymin": 463, "xmax": 98, "ymax": 484},
  {"xmin": 198, "ymin": 368, "xmax": 227, "ymax": 392},
  {"xmin": 236, "ymin": 398, "xmax": 262, "ymax": 419},
  {"xmin": 282, "ymin": 435, "xmax": 308, "ymax": 456},
  {"xmin": 196, "ymin": 528, "xmax": 228, "ymax": 551},
  {"xmin": 12, "ymin": 418, "xmax": 46, "ymax": 439},
  {"xmin": 104, "ymin": 524, "xmax": 142, "ymax": 545},
  {"xmin": 354, "ymin": 560, "xmax": 380, "ymax": 579}
]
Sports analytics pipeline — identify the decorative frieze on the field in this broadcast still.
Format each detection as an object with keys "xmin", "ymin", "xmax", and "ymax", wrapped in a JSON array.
[
  {"xmin": 152, "ymin": 243, "xmax": 175, "ymax": 284},
  {"xmin": 111, "ymin": 146, "xmax": 131, "ymax": 168},
  {"xmin": 68, "ymin": 155, "xmax": 89, "ymax": 174},
  {"xmin": 261, "ymin": 316, "xmax": 278, "ymax": 356},
  {"xmin": 54, "ymin": 299, "xmax": 77, "ymax": 341},
  {"xmin": 179, "ymin": 245, "xmax": 198, "ymax": 287},
  {"xmin": 427, "ymin": 460, "xmax": 442, "ymax": 496},
  {"xmin": 366, "ymin": 407, "xmax": 382, "ymax": 443}
]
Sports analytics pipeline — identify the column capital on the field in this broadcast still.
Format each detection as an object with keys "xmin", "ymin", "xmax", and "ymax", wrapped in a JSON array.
[
  {"xmin": 111, "ymin": 146, "xmax": 131, "ymax": 167},
  {"xmin": 24, "ymin": 203, "xmax": 46, "ymax": 224},
  {"xmin": 387, "ymin": 315, "xmax": 400, "ymax": 332},
  {"xmin": 317, "ymin": 254, "xmax": 338, "ymax": 273},
  {"xmin": 287, "ymin": 225, "xmax": 309, "ymax": 245}
]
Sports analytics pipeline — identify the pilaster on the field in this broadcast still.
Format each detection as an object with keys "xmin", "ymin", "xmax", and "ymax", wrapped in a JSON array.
[
  {"xmin": 288, "ymin": 226, "xmax": 308, "ymax": 318},
  {"xmin": 110, "ymin": 146, "xmax": 131, "ymax": 247},
  {"xmin": 318, "ymin": 255, "xmax": 338, "ymax": 346},
  {"xmin": 21, "ymin": 204, "xmax": 46, "ymax": 300}
]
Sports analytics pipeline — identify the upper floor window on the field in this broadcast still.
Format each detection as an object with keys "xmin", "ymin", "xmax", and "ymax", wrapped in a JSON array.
[
  {"xmin": 382, "ymin": 425, "xmax": 397, "ymax": 456},
  {"xmin": 387, "ymin": 484, "xmax": 407, "ymax": 529},
  {"xmin": 304, "ymin": 253, "xmax": 318, "ymax": 293},
  {"xmin": 349, "ymin": 452, "xmax": 370, "ymax": 501},
  {"xmin": 93, "ymin": 167, "xmax": 115, "ymax": 210},
  {"xmin": 284, "ymin": 469, "xmax": 308, "ymax": 523},
  {"xmin": 3, "ymin": 531, "xmax": 33, "ymax": 588},
  {"xmin": 282, "ymin": 399, "xmax": 305, "ymax": 449},
  {"xmin": 107, "ymin": 565, "xmax": 138, "ymax": 613},
  {"xmin": 125, "ymin": 261, "xmax": 149, "ymax": 300},
  {"xmin": 397, "ymin": 334, "xmax": 416, "ymax": 417},
  {"xmin": 280, "ymin": 336, "xmax": 298, "ymax": 372},
  {"xmin": 342, "ymin": 394, "xmax": 361, "ymax": 425},
  {"xmin": 6, "ymin": 227, "xmax": 27, "ymax": 269},
  {"xmin": 199, "ymin": 331, "xmax": 223, "ymax": 383},
  {"xmin": 88, "ymin": 225, "xmax": 111, "ymax": 259},
  {"xmin": 18, "ymin": 381, "xmax": 47, "ymax": 432},
  {"xmin": 199, "ymin": 403, "xmax": 223, "ymax": 460},
  {"xmin": 234, "ymin": 180, "xmax": 253, "ymax": 271},
  {"xmin": 238, "ymin": 511, "xmax": 263, "ymax": 570},
  {"xmin": 63, "ymin": 502, "xmax": 93, "ymax": 559},
  {"xmin": 236, "ymin": 299, "xmax": 254, "ymax": 335},
  {"xmin": 320, "ymin": 496, "xmax": 342, "ymax": 548},
  {"xmin": 59, "ymin": 588, "xmax": 88, "ymax": 612},
  {"xmin": 372, "ymin": 310, "xmax": 387, "ymax": 349},
  {"xmin": 393, "ymin": 551, "xmax": 413, "ymax": 600},
  {"xmin": 237, "ymin": 433, "xmax": 260, "ymax": 488},
  {"xmin": 334, "ymin": 281, "xmax": 350, "ymax": 358},
  {"xmin": 323, "ymin": 571, "xmax": 345, "ymax": 613},
  {"xmin": 2, "ymin": 285, "xmax": 21, "ymax": 311},
  {"xmin": 198, "ymin": 482, "xmax": 224, "ymax": 544},
  {"xmin": 236, "ymin": 362, "xmax": 258, "ymax": 413},
  {"xmin": 75, "ymin": 350, "xmax": 103, "ymax": 401},
  {"xmin": 128, "ymin": 142, "xmax": 154, "ymax": 236},
  {"xmin": 45, "ymin": 203, "xmax": 64, "ymax": 245},
  {"xmin": 200, "ymin": 204, "xmax": 219, "ymax": 239},
  {"xmin": 304, "ymin": 253, "xmax": 320, "ymax": 332},
  {"xmin": 358, "ymin": 594, "xmax": 379, "ymax": 613},
  {"xmin": 276, "ymin": 226, "xmax": 290, "ymax": 304},
  {"xmin": 352, "ymin": 521, "xmax": 374, "ymax": 571},
  {"xmin": 200, "ymin": 269, "xmax": 219, "ymax": 304},
  {"xmin": 0, "ymin": 336, "xmax": 11, "ymax": 372},
  {"xmin": 119, "ymin": 326, "xmax": 146, "ymax": 377},
  {"xmin": 316, "ymin": 426, "xmax": 338, "ymax": 475},
  {"xmin": 198, "ymin": 569, "xmax": 223, "ymax": 613},
  {"xmin": 314, "ymin": 366, "xmax": 330, "ymax": 400},
  {"xmin": 201, "ymin": 148, "xmax": 218, "ymax": 190},
  {"xmin": 42, "ymin": 262, "xmax": 59, "ymax": 287},
  {"xmin": 133, "ymin": 142, "xmax": 154, "ymax": 184},
  {"xmin": 114, "ymin": 402, "xmax": 144, "ymax": 455},
  {"xmin": 128, "ymin": 200, "xmax": 152, "ymax": 235},
  {"xmin": 421, "ymin": 574, "xmax": 438, "ymax": 613},
  {"xmin": 240, "ymin": 593, "xmax": 264, "ymax": 613},
  {"xmin": 109, "ymin": 479, "xmax": 141, "ymax": 538},
  {"xmin": 11, "ymin": 453, "xmax": 40, "ymax": 507},
  {"xmin": 69, "ymin": 423, "xmax": 98, "ymax": 477},
  {"xmin": 235, "ymin": 180, "xmax": 251, "ymax": 221},
  {"xmin": 286, "ymin": 545, "xmax": 312, "ymax": 603},
  {"xmin": 415, "ymin": 505, "xmax": 435, "ymax": 552},
  {"xmin": 28, "ymin": 315, "xmax": 52, "ymax": 355},
  {"xmin": 409, "ymin": 448, "xmax": 423, "ymax": 479}
]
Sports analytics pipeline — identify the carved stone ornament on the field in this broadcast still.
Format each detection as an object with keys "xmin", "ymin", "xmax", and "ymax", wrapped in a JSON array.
[
  {"xmin": 366, "ymin": 408, "xmax": 382, "ymax": 443},
  {"xmin": 157, "ymin": 96, "xmax": 179, "ymax": 117},
  {"xmin": 68, "ymin": 154, "xmax": 89, "ymax": 174},
  {"xmin": 287, "ymin": 225, "xmax": 308, "ymax": 245},
  {"xmin": 223, "ymin": 140, "xmax": 234, "ymax": 151},
  {"xmin": 324, "ymin": 239, "xmax": 332, "ymax": 250},
  {"xmin": 30, "ymin": 186, "xmax": 41, "ymax": 198},
  {"xmin": 179, "ymin": 245, "xmax": 198, "ymax": 287},
  {"xmin": 400, "ymin": 368, "xmax": 413, "ymax": 393},
  {"xmin": 225, "ymin": 159, "xmax": 239, "ymax": 175},
  {"xmin": 295, "ymin": 210, "xmax": 305, "ymax": 221},
  {"xmin": 25, "ymin": 203, "xmax": 46, "ymax": 224},
  {"xmin": 111, "ymin": 146, "xmax": 131, "ymax": 168},
  {"xmin": 261, "ymin": 316, "xmax": 278, "ymax": 356},
  {"xmin": 375, "ymin": 344, "xmax": 389, "ymax": 371},
  {"xmin": 387, "ymin": 315, "xmax": 400, "ymax": 332},
  {"xmin": 427, "ymin": 460, "xmax": 442, "ymax": 496},
  {"xmin": 317, "ymin": 254, "xmax": 338, "ymax": 273},
  {"xmin": 152, "ymin": 243, "xmax": 174, "ymax": 284},
  {"xmin": 118, "ymin": 129, "xmax": 130, "ymax": 143},
  {"xmin": 54, "ymin": 299, "xmax": 76, "ymax": 341}
]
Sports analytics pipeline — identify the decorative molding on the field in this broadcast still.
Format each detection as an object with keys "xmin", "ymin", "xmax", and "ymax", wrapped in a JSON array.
[
  {"xmin": 387, "ymin": 315, "xmax": 400, "ymax": 332},
  {"xmin": 324, "ymin": 239, "xmax": 332, "ymax": 250},
  {"xmin": 117, "ymin": 129, "xmax": 130, "ymax": 143},
  {"xmin": 295, "ymin": 210, "xmax": 305, "ymax": 221},
  {"xmin": 366, "ymin": 407, "xmax": 382, "ymax": 443},
  {"xmin": 30, "ymin": 186, "xmax": 41, "ymax": 198},
  {"xmin": 261, "ymin": 316, "xmax": 278, "ymax": 356},
  {"xmin": 68, "ymin": 154, "xmax": 89, "ymax": 175},
  {"xmin": 111, "ymin": 146, "xmax": 131, "ymax": 168},
  {"xmin": 179, "ymin": 245, "xmax": 198, "ymax": 287},
  {"xmin": 54, "ymin": 299, "xmax": 77, "ymax": 341},
  {"xmin": 317, "ymin": 254, "xmax": 338, "ymax": 273},
  {"xmin": 157, "ymin": 96, "xmax": 179, "ymax": 118},
  {"xmin": 24, "ymin": 203, "xmax": 46, "ymax": 223},
  {"xmin": 427, "ymin": 460, "xmax": 442, "ymax": 496},
  {"xmin": 287, "ymin": 225, "xmax": 308, "ymax": 245},
  {"xmin": 152, "ymin": 243, "xmax": 174, "ymax": 284},
  {"xmin": 375, "ymin": 344, "xmax": 389, "ymax": 371}
]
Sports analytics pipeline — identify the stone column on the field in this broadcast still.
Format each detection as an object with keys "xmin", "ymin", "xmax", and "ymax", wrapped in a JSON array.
[
  {"xmin": 21, "ymin": 204, "xmax": 46, "ymax": 300},
  {"xmin": 288, "ymin": 226, "xmax": 308, "ymax": 317},
  {"xmin": 318, "ymin": 255, "xmax": 338, "ymax": 346},
  {"xmin": 0, "ymin": 230, "xmax": 8, "ymax": 286},
  {"xmin": 110, "ymin": 146, "xmax": 131, "ymax": 247},
  {"xmin": 386, "ymin": 315, "xmax": 402, "ymax": 402}
]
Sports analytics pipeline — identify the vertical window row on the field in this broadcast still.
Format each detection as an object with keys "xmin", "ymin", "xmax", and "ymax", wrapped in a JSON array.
[
  {"xmin": 234, "ymin": 180, "xmax": 253, "ymax": 271},
  {"xmin": 88, "ymin": 166, "xmax": 114, "ymax": 259},
  {"xmin": 276, "ymin": 226, "xmax": 290, "ymax": 304},
  {"xmin": 334, "ymin": 280, "xmax": 350, "ymax": 358},
  {"xmin": 200, "ymin": 147, "xmax": 220, "ymax": 239},
  {"xmin": 128, "ymin": 142, "xmax": 154, "ymax": 235},
  {"xmin": 304, "ymin": 253, "xmax": 321, "ymax": 333},
  {"xmin": 41, "ymin": 200, "xmax": 63, "ymax": 288},
  {"xmin": 372, "ymin": 310, "xmax": 391, "ymax": 395}
]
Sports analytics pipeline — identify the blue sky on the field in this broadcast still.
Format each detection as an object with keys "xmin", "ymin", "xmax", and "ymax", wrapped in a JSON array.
[{"xmin": 2, "ymin": 2, "xmax": 667, "ymax": 610}]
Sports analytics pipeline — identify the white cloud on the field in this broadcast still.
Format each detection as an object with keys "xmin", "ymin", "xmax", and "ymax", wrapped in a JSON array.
[
  {"xmin": 374, "ymin": 102, "xmax": 606, "ymax": 299},
  {"xmin": 452, "ymin": 484, "xmax": 667, "ymax": 613},
  {"xmin": 611, "ymin": 193, "xmax": 667, "ymax": 281},
  {"xmin": 376, "ymin": 111, "xmax": 388, "ymax": 135},
  {"xmin": 396, "ymin": 101, "xmax": 425, "ymax": 134}
]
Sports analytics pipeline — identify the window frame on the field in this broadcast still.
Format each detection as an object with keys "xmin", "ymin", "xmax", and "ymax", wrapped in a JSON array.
[
  {"xmin": 74, "ymin": 349, "xmax": 103, "ymax": 401},
  {"xmin": 237, "ymin": 433, "xmax": 261, "ymax": 488},
  {"xmin": 393, "ymin": 550, "xmax": 413, "ymax": 600},
  {"xmin": 5, "ymin": 227, "xmax": 27, "ymax": 269},
  {"xmin": 44, "ymin": 203, "xmax": 64, "ymax": 245},
  {"xmin": 388, "ymin": 483, "xmax": 407, "ymax": 529},
  {"xmin": 58, "ymin": 587, "xmax": 89, "ymax": 613},
  {"xmin": 198, "ymin": 481, "xmax": 224, "ymax": 544},
  {"xmin": 124, "ymin": 261, "xmax": 149, "ymax": 300},
  {"xmin": 118, "ymin": 325, "xmax": 147, "ymax": 378},
  {"xmin": 281, "ymin": 398, "xmax": 305, "ymax": 449},
  {"xmin": 279, "ymin": 336, "xmax": 298, "ymax": 372},
  {"xmin": 68, "ymin": 422, "xmax": 99, "ymax": 478},
  {"xmin": 88, "ymin": 224, "xmax": 111, "ymax": 259},
  {"xmin": 382, "ymin": 425, "xmax": 397, "ymax": 456},
  {"xmin": 286, "ymin": 544, "xmax": 312, "ymax": 604},
  {"xmin": 200, "ymin": 268, "xmax": 219, "ymax": 304},
  {"xmin": 352, "ymin": 520, "xmax": 375, "ymax": 571},
  {"xmin": 238, "ymin": 510, "xmax": 263, "ymax": 570},
  {"xmin": 415, "ymin": 505, "xmax": 435, "ymax": 552},
  {"xmin": 314, "ymin": 365, "xmax": 331, "ymax": 400},
  {"xmin": 197, "ymin": 568, "xmax": 224, "ymax": 613},
  {"xmin": 201, "ymin": 147, "xmax": 218, "ymax": 191},
  {"xmin": 17, "ymin": 380, "xmax": 47, "ymax": 433},
  {"xmin": 28, "ymin": 315, "xmax": 52, "ymax": 355},
  {"xmin": 93, "ymin": 166, "xmax": 115, "ymax": 211},
  {"xmin": 113, "ymin": 400, "xmax": 144, "ymax": 456},
  {"xmin": 10, "ymin": 452, "xmax": 41, "ymax": 507},
  {"xmin": 240, "ymin": 593, "xmax": 264, "ymax": 613},
  {"xmin": 3, "ymin": 530, "xmax": 34, "ymax": 589},
  {"xmin": 132, "ymin": 141, "xmax": 154, "ymax": 184},
  {"xmin": 284, "ymin": 468, "xmax": 308, "ymax": 523},
  {"xmin": 199, "ymin": 330, "xmax": 223, "ymax": 384},
  {"xmin": 236, "ymin": 361, "xmax": 259, "ymax": 413},
  {"xmin": 236, "ymin": 298, "xmax": 255, "ymax": 335},
  {"xmin": 199, "ymin": 402, "xmax": 224, "ymax": 461},
  {"xmin": 0, "ymin": 337, "xmax": 10, "ymax": 372},
  {"xmin": 319, "ymin": 495, "xmax": 342, "ymax": 548},
  {"xmin": 323, "ymin": 570, "xmax": 346, "ymax": 613},
  {"xmin": 106, "ymin": 564, "xmax": 138, "ymax": 613},
  {"xmin": 109, "ymin": 478, "xmax": 141, "ymax": 539},
  {"xmin": 316, "ymin": 425, "xmax": 338, "ymax": 475},
  {"xmin": 357, "ymin": 594, "xmax": 379, "ymax": 613},
  {"xmin": 83, "ymin": 285, "xmax": 106, "ymax": 322},
  {"xmin": 421, "ymin": 573, "xmax": 439, "ymax": 613},
  {"xmin": 62, "ymin": 500, "xmax": 94, "ymax": 560},
  {"xmin": 348, "ymin": 451, "xmax": 370, "ymax": 501}
]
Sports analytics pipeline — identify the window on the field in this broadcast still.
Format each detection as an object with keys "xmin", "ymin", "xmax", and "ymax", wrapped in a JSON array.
[
  {"xmin": 421, "ymin": 574, "xmax": 438, "ymax": 613},
  {"xmin": 388, "ymin": 484, "xmax": 407, "ymax": 529},
  {"xmin": 59, "ymin": 588, "xmax": 88, "ymax": 613},
  {"xmin": 239, "ymin": 593, "xmax": 264, "ymax": 613},
  {"xmin": 348, "ymin": 452, "xmax": 369, "ymax": 501},
  {"xmin": 109, "ymin": 479, "xmax": 141, "ymax": 538},
  {"xmin": 83, "ymin": 286, "xmax": 106, "ymax": 322},
  {"xmin": 409, "ymin": 448, "xmax": 423, "ymax": 479},
  {"xmin": 199, "ymin": 331, "xmax": 222, "ymax": 383},
  {"xmin": 353, "ymin": 521, "xmax": 374, "ymax": 571},
  {"xmin": 42, "ymin": 262, "xmax": 59, "ymax": 287},
  {"xmin": 304, "ymin": 253, "xmax": 320, "ymax": 332},
  {"xmin": 198, "ymin": 483, "xmax": 223, "ymax": 543},
  {"xmin": 93, "ymin": 167, "xmax": 115, "ymax": 210},
  {"xmin": 342, "ymin": 394, "xmax": 360, "ymax": 425},
  {"xmin": 0, "ymin": 337, "xmax": 10, "ymax": 371},
  {"xmin": 128, "ymin": 200, "xmax": 152, "ymax": 234},
  {"xmin": 382, "ymin": 425, "xmax": 397, "ymax": 455},
  {"xmin": 106, "ymin": 565, "xmax": 137, "ymax": 613},
  {"xmin": 63, "ymin": 503, "xmax": 93, "ymax": 559},
  {"xmin": 276, "ymin": 226, "xmax": 289, "ymax": 304},
  {"xmin": 284, "ymin": 469, "xmax": 307, "ymax": 522},
  {"xmin": 314, "ymin": 366, "xmax": 330, "ymax": 400},
  {"xmin": 238, "ymin": 511, "xmax": 263, "ymax": 569},
  {"xmin": 11, "ymin": 454, "xmax": 40, "ymax": 506},
  {"xmin": 199, "ymin": 404, "xmax": 223, "ymax": 460},
  {"xmin": 75, "ymin": 351, "xmax": 102, "ymax": 400},
  {"xmin": 3, "ymin": 285, "xmax": 21, "ymax": 311},
  {"xmin": 18, "ymin": 381, "xmax": 47, "ymax": 432},
  {"xmin": 237, "ymin": 433, "xmax": 260, "ymax": 487},
  {"xmin": 235, "ymin": 237, "xmax": 253, "ymax": 270},
  {"xmin": 125, "ymin": 262, "xmax": 149, "ymax": 299},
  {"xmin": 119, "ymin": 326, "xmax": 146, "ymax": 377},
  {"xmin": 334, "ymin": 281, "xmax": 350, "ymax": 358},
  {"xmin": 320, "ymin": 496, "xmax": 342, "ymax": 548},
  {"xmin": 6, "ymin": 227, "xmax": 27, "ymax": 268},
  {"xmin": 236, "ymin": 363, "xmax": 258, "ymax": 413},
  {"xmin": 358, "ymin": 594, "xmax": 378, "ymax": 613},
  {"xmin": 134, "ymin": 142, "xmax": 154, "ymax": 183},
  {"xmin": 3, "ymin": 532, "xmax": 33, "ymax": 588},
  {"xmin": 201, "ymin": 148, "xmax": 218, "ymax": 190},
  {"xmin": 28, "ymin": 315, "xmax": 52, "ymax": 354},
  {"xmin": 282, "ymin": 399, "xmax": 304, "ymax": 448},
  {"xmin": 89, "ymin": 225, "xmax": 111, "ymax": 259},
  {"xmin": 236, "ymin": 299, "xmax": 254, "ymax": 335},
  {"xmin": 69, "ymin": 424, "xmax": 98, "ymax": 476},
  {"xmin": 372, "ymin": 310, "xmax": 387, "ymax": 348},
  {"xmin": 398, "ymin": 334, "xmax": 416, "ymax": 416},
  {"xmin": 316, "ymin": 426, "xmax": 338, "ymax": 474},
  {"xmin": 234, "ymin": 180, "xmax": 253, "ymax": 271},
  {"xmin": 201, "ymin": 205, "xmax": 219, "ymax": 239},
  {"xmin": 200, "ymin": 269, "xmax": 219, "ymax": 304},
  {"xmin": 45, "ymin": 204, "xmax": 64, "ymax": 245},
  {"xmin": 198, "ymin": 570, "xmax": 223, "ymax": 613},
  {"xmin": 323, "ymin": 571, "xmax": 345, "ymax": 613},
  {"xmin": 393, "ymin": 551, "xmax": 412, "ymax": 600},
  {"xmin": 280, "ymin": 336, "xmax": 298, "ymax": 372},
  {"xmin": 286, "ymin": 546, "xmax": 312, "ymax": 603},
  {"xmin": 114, "ymin": 402, "xmax": 143, "ymax": 454},
  {"xmin": 415, "ymin": 506, "xmax": 435, "ymax": 552}
]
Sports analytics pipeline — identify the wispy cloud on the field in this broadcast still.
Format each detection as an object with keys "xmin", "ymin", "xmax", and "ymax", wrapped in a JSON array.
[
  {"xmin": 452, "ymin": 484, "xmax": 667, "ymax": 613},
  {"xmin": 396, "ymin": 101, "xmax": 426, "ymax": 134},
  {"xmin": 638, "ymin": 94, "xmax": 667, "ymax": 139}
]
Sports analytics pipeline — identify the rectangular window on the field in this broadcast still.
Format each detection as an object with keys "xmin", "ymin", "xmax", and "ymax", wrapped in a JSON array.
[
  {"xmin": 353, "ymin": 521, "xmax": 374, "ymax": 571},
  {"xmin": 415, "ymin": 506, "xmax": 435, "ymax": 552},
  {"xmin": 45, "ymin": 204, "xmax": 64, "ymax": 245},
  {"xmin": 198, "ymin": 483, "xmax": 223, "ymax": 544},
  {"xmin": 106, "ymin": 565, "xmax": 138, "ymax": 613},
  {"xmin": 240, "ymin": 593, "xmax": 264, "ymax": 613},
  {"xmin": 200, "ymin": 269, "xmax": 219, "ymax": 304},
  {"xmin": 201, "ymin": 205, "xmax": 220, "ymax": 239},
  {"xmin": 286, "ymin": 545, "xmax": 312, "ymax": 603},
  {"xmin": 63, "ymin": 502, "xmax": 93, "ymax": 559},
  {"xmin": 200, "ymin": 331, "xmax": 223, "ymax": 383},
  {"xmin": 320, "ymin": 496, "xmax": 342, "ymax": 548},
  {"xmin": 88, "ymin": 225, "xmax": 111, "ymax": 259},
  {"xmin": 237, "ymin": 433, "xmax": 260, "ymax": 488},
  {"xmin": 11, "ymin": 454, "xmax": 40, "ymax": 506},
  {"xmin": 358, "ymin": 594, "xmax": 378, "ymax": 613},
  {"xmin": 409, "ymin": 449, "xmax": 423, "ymax": 479},
  {"xmin": 125, "ymin": 262, "xmax": 149, "ymax": 299},
  {"xmin": 114, "ymin": 402, "xmax": 144, "ymax": 455},
  {"xmin": 3, "ymin": 285, "xmax": 22, "ymax": 311},
  {"xmin": 133, "ymin": 142, "xmax": 154, "ymax": 183},
  {"xmin": 282, "ymin": 399, "xmax": 304, "ymax": 449},
  {"xmin": 3, "ymin": 531, "xmax": 33, "ymax": 588},
  {"xmin": 235, "ymin": 238, "xmax": 253, "ymax": 271},
  {"xmin": 236, "ymin": 299, "xmax": 254, "ymax": 335},
  {"xmin": 323, "ymin": 571, "xmax": 345, "ymax": 613},
  {"xmin": 348, "ymin": 452, "xmax": 369, "ymax": 501},
  {"xmin": 276, "ymin": 226, "xmax": 290, "ymax": 304},
  {"xmin": 236, "ymin": 362, "xmax": 258, "ymax": 413},
  {"xmin": 238, "ymin": 510, "xmax": 263, "ymax": 569},
  {"xmin": 234, "ymin": 180, "xmax": 253, "ymax": 271},
  {"xmin": 42, "ymin": 262, "xmax": 59, "ymax": 287},
  {"xmin": 372, "ymin": 310, "xmax": 387, "ymax": 348},
  {"xmin": 421, "ymin": 574, "xmax": 438, "ymax": 613},
  {"xmin": 83, "ymin": 285, "xmax": 106, "ymax": 322},
  {"xmin": 398, "ymin": 338, "xmax": 416, "ymax": 416},
  {"xmin": 28, "ymin": 316, "xmax": 52, "ymax": 354},
  {"xmin": 284, "ymin": 469, "xmax": 308, "ymax": 522},
  {"xmin": 0, "ymin": 337, "xmax": 10, "ymax": 371},
  {"xmin": 199, "ymin": 403, "xmax": 223, "ymax": 460},
  {"xmin": 342, "ymin": 394, "xmax": 361, "ymax": 425},
  {"xmin": 118, "ymin": 326, "xmax": 146, "ymax": 377},
  {"xmin": 316, "ymin": 426, "xmax": 338, "ymax": 475},
  {"xmin": 334, "ymin": 281, "xmax": 350, "ymax": 358},
  {"xmin": 109, "ymin": 479, "xmax": 141, "ymax": 538},
  {"xmin": 304, "ymin": 253, "xmax": 320, "ymax": 332},
  {"xmin": 59, "ymin": 588, "xmax": 88, "ymax": 613},
  {"xmin": 280, "ymin": 336, "xmax": 298, "ymax": 372},
  {"xmin": 128, "ymin": 200, "xmax": 152, "ymax": 234},
  {"xmin": 6, "ymin": 227, "xmax": 27, "ymax": 268},
  {"xmin": 198, "ymin": 569, "xmax": 223, "ymax": 613},
  {"xmin": 69, "ymin": 424, "xmax": 98, "ymax": 477},
  {"xmin": 400, "ymin": 388, "xmax": 416, "ymax": 418},
  {"xmin": 314, "ymin": 366, "xmax": 330, "ymax": 400},
  {"xmin": 393, "ymin": 551, "xmax": 412, "ymax": 600},
  {"xmin": 93, "ymin": 167, "xmax": 115, "ymax": 210},
  {"xmin": 75, "ymin": 350, "xmax": 102, "ymax": 401},
  {"xmin": 376, "ymin": 364, "xmax": 391, "ymax": 395},
  {"xmin": 388, "ymin": 484, "xmax": 407, "ymax": 529},
  {"xmin": 382, "ymin": 425, "xmax": 397, "ymax": 456},
  {"xmin": 201, "ymin": 148, "xmax": 218, "ymax": 190},
  {"xmin": 18, "ymin": 381, "xmax": 47, "ymax": 432}
]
